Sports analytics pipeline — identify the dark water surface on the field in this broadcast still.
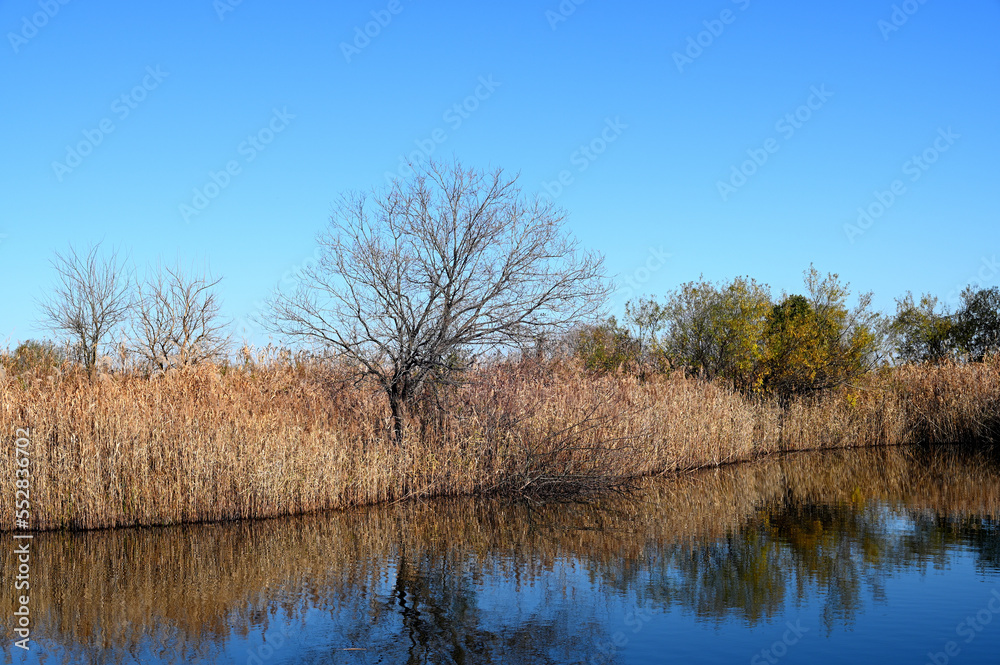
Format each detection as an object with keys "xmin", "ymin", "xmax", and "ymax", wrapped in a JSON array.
[{"xmin": 4, "ymin": 445, "xmax": 1000, "ymax": 664}]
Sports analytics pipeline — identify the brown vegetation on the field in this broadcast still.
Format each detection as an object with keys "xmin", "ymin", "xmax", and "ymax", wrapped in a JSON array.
[{"xmin": 1, "ymin": 351, "xmax": 998, "ymax": 532}]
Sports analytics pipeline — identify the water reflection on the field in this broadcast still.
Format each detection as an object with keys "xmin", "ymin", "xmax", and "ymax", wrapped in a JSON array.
[{"xmin": 3, "ymin": 444, "xmax": 999, "ymax": 664}]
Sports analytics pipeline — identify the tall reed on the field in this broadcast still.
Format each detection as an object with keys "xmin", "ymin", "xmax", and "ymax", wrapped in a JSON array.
[{"xmin": 0, "ymin": 354, "xmax": 997, "ymax": 531}]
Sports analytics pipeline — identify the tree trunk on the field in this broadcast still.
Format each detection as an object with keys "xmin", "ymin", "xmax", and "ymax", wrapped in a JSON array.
[{"xmin": 389, "ymin": 391, "xmax": 405, "ymax": 447}]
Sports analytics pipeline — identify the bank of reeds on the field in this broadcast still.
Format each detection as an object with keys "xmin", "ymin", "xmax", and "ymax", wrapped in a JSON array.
[{"xmin": 0, "ymin": 354, "xmax": 998, "ymax": 531}]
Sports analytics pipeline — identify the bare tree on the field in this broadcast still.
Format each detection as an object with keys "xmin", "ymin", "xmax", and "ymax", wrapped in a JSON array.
[
  {"xmin": 39, "ymin": 243, "xmax": 132, "ymax": 377},
  {"xmin": 265, "ymin": 160, "xmax": 610, "ymax": 444},
  {"xmin": 131, "ymin": 263, "xmax": 230, "ymax": 370}
]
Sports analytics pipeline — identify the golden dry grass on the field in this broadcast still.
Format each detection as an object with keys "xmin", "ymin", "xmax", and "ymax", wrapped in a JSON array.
[{"xmin": 0, "ymin": 354, "xmax": 997, "ymax": 531}]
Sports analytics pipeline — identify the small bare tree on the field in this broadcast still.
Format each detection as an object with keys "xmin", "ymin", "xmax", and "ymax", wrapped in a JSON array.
[
  {"xmin": 131, "ymin": 264, "xmax": 230, "ymax": 370},
  {"xmin": 266, "ymin": 160, "xmax": 610, "ymax": 444},
  {"xmin": 39, "ymin": 243, "xmax": 132, "ymax": 377}
]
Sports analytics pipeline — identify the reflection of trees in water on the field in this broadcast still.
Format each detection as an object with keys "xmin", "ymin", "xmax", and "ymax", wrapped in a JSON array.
[
  {"xmin": 281, "ymin": 541, "xmax": 611, "ymax": 665},
  {"xmin": 1, "ymin": 445, "xmax": 998, "ymax": 664},
  {"xmin": 358, "ymin": 545, "xmax": 604, "ymax": 665},
  {"xmin": 583, "ymin": 446, "xmax": 1000, "ymax": 634},
  {"xmin": 758, "ymin": 500, "xmax": 1000, "ymax": 631}
]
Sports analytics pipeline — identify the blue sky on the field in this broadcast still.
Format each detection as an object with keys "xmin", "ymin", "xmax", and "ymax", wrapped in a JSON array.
[{"xmin": 1, "ymin": 0, "xmax": 997, "ymax": 348}]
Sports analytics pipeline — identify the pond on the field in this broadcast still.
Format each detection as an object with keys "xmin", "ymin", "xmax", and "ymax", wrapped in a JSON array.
[{"xmin": 4, "ymin": 444, "xmax": 1000, "ymax": 664}]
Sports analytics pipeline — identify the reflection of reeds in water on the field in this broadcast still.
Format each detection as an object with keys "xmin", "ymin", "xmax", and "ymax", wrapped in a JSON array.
[
  {"xmin": 0, "ymin": 357, "xmax": 997, "ymax": 531},
  {"xmin": 1, "ymin": 445, "xmax": 997, "ymax": 663},
  {"xmin": 773, "ymin": 444, "xmax": 1000, "ymax": 518}
]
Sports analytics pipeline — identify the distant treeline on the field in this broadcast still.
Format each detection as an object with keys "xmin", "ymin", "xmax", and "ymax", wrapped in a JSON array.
[
  {"xmin": 572, "ymin": 266, "xmax": 1000, "ymax": 401},
  {"xmin": 9, "ymin": 261, "xmax": 998, "ymax": 400}
]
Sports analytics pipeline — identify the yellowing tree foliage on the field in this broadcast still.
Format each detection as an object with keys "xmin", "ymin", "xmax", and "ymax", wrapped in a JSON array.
[
  {"xmin": 630, "ymin": 276, "xmax": 771, "ymax": 392},
  {"xmin": 762, "ymin": 268, "xmax": 883, "ymax": 399},
  {"xmin": 571, "ymin": 317, "xmax": 641, "ymax": 374},
  {"xmin": 609, "ymin": 267, "xmax": 884, "ymax": 399}
]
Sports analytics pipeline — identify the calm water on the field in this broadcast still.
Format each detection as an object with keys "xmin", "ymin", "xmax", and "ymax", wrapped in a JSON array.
[{"xmin": 4, "ymin": 445, "xmax": 1000, "ymax": 665}]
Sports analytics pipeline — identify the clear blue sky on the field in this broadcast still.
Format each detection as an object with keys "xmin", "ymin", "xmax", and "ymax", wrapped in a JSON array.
[{"xmin": 1, "ymin": 0, "xmax": 998, "ymax": 348}]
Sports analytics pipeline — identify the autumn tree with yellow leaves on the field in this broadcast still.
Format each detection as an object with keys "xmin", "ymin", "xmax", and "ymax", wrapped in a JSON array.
[
  {"xmin": 763, "ymin": 268, "xmax": 883, "ymax": 401},
  {"xmin": 584, "ymin": 266, "xmax": 886, "ymax": 400}
]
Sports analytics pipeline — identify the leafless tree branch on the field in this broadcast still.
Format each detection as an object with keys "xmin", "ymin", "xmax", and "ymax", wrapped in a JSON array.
[
  {"xmin": 38, "ymin": 243, "xmax": 132, "ymax": 377},
  {"xmin": 131, "ymin": 263, "xmax": 231, "ymax": 370},
  {"xmin": 264, "ymin": 159, "xmax": 610, "ymax": 444}
]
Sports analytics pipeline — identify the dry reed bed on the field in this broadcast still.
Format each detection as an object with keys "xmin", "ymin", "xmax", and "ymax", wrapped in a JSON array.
[
  {"xmin": 1, "ymin": 445, "xmax": 997, "ymax": 660},
  {"xmin": 0, "ymin": 357, "xmax": 998, "ymax": 531}
]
